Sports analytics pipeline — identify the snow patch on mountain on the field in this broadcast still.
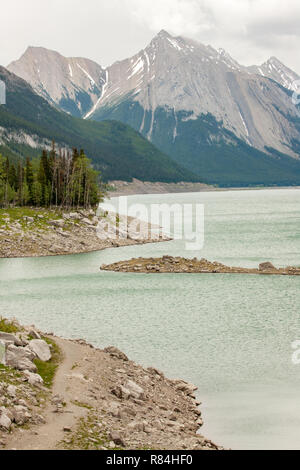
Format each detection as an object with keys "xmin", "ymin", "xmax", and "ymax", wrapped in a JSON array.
[
  {"xmin": 167, "ymin": 37, "xmax": 183, "ymax": 52},
  {"xmin": 128, "ymin": 57, "xmax": 144, "ymax": 79},
  {"xmin": 84, "ymin": 70, "xmax": 108, "ymax": 119},
  {"xmin": 77, "ymin": 63, "xmax": 96, "ymax": 87}
]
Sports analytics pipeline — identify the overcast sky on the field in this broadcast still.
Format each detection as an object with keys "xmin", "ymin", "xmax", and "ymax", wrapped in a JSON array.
[{"xmin": 1, "ymin": 0, "xmax": 300, "ymax": 73}]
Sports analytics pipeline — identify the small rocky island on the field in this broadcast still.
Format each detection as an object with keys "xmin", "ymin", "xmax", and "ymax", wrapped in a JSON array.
[{"xmin": 101, "ymin": 257, "xmax": 300, "ymax": 275}]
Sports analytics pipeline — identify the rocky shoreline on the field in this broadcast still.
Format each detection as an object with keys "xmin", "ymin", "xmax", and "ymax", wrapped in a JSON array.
[
  {"xmin": 108, "ymin": 179, "xmax": 300, "ymax": 198},
  {"xmin": 101, "ymin": 256, "xmax": 300, "ymax": 276},
  {"xmin": 0, "ymin": 318, "xmax": 221, "ymax": 450},
  {"xmin": 108, "ymin": 178, "xmax": 212, "ymax": 197},
  {"xmin": 0, "ymin": 208, "xmax": 169, "ymax": 258}
]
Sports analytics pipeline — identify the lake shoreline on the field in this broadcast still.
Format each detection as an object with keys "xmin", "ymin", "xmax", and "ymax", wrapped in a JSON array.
[
  {"xmin": 108, "ymin": 179, "xmax": 300, "ymax": 197},
  {"xmin": 2, "ymin": 186, "xmax": 300, "ymax": 259},
  {"xmin": 2, "ymin": 189, "xmax": 300, "ymax": 450},
  {"xmin": 0, "ymin": 207, "xmax": 170, "ymax": 260},
  {"xmin": 0, "ymin": 318, "xmax": 222, "ymax": 451}
]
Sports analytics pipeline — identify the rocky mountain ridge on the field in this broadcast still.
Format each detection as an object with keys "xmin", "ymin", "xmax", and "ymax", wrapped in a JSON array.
[
  {"xmin": 6, "ymin": 31, "xmax": 300, "ymax": 185},
  {"xmin": 8, "ymin": 31, "xmax": 300, "ymax": 156},
  {"xmin": 8, "ymin": 46, "xmax": 106, "ymax": 117},
  {"xmin": 0, "ymin": 65, "xmax": 195, "ymax": 183}
]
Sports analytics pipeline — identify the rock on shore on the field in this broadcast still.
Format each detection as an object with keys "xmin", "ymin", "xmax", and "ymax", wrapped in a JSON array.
[
  {"xmin": 101, "ymin": 256, "xmax": 300, "ymax": 276},
  {"xmin": 0, "ymin": 321, "xmax": 51, "ymax": 442}
]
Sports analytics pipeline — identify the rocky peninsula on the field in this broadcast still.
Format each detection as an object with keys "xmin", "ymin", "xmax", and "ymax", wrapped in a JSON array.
[
  {"xmin": 0, "ymin": 208, "xmax": 169, "ymax": 258},
  {"xmin": 101, "ymin": 256, "xmax": 300, "ymax": 276},
  {"xmin": 0, "ymin": 318, "xmax": 221, "ymax": 451}
]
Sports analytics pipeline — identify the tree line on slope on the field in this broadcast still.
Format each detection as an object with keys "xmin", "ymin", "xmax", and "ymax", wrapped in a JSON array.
[{"xmin": 0, "ymin": 143, "xmax": 104, "ymax": 208}]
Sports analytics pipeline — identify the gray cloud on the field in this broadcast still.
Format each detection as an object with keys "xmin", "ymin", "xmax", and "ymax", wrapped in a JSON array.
[{"xmin": 1, "ymin": 0, "xmax": 300, "ymax": 73}]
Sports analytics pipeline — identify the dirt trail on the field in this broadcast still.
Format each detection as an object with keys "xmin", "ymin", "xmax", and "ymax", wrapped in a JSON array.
[{"xmin": 5, "ymin": 338, "xmax": 90, "ymax": 450}]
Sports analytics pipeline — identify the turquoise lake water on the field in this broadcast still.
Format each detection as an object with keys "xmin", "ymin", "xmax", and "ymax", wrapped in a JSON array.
[{"xmin": 0, "ymin": 188, "xmax": 300, "ymax": 449}]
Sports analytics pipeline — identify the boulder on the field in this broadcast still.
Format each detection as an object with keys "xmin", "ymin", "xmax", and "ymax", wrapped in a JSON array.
[
  {"xmin": 259, "ymin": 261, "xmax": 275, "ymax": 271},
  {"xmin": 23, "ymin": 370, "xmax": 44, "ymax": 386},
  {"xmin": 32, "ymin": 414, "xmax": 46, "ymax": 425},
  {"xmin": 51, "ymin": 395, "xmax": 64, "ymax": 406},
  {"xmin": 48, "ymin": 219, "xmax": 65, "ymax": 228},
  {"xmin": 29, "ymin": 330, "xmax": 41, "ymax": 340},
  {"xmin": 16, "ymin": 332, "xmax": 29, "ymax": 346},
  {"xmin": 7, "ymin": 385, "xmax": 17, "ymax": 398},
  {"xmin": 1, "ymin": 407, "xmax": 13, "ymax": 421},
  {"xmin": 69, "ymin": 212, "xmax": 81, "ymax": 220},
  {"xmin": 174, "ymin": 380, "xmax": 198, "ymax": 395},
  {"xmin": 49, "ymin": 245, "xmax": 63, "ymax": 253},
  {"xmin": 23, "ymin": 216, "xmax": 34, "ymax": 223},
  {"xmin": 0, "ymin": 332, "xmax": 22, "ymax": 346},
  {"xmin": 107, "ymin": 401, "xmax": 122, "ymax": 418},
  {"xmin": 111, "ymin": 382, "xmax": 146, "ymax": 401},
  {"xmin": 82, "ymin": 218, "xmax": 94, "ymax": 226},
  {"xmin": 104, "ymin": 346, "xmax": 128, "ymax": 362},
  {"xmin": 147, "ymin": 367, "xmax": 165, "ymax": 378},
  {"xmin": 109, "ymin": 432, "xmax": 126, "ymax": 447},
  {"xmin": 28, "ymin": 339, "xmax": 51, "ymax": 362},
  {"xmin": 11, "ymin": 405, "xmax": 31, "ymax": 425},
  {"xmin": 0, "ymin": 412, "xmax": 12, "ymax": 430},
  {"xmin": 5, "ymin": 344, "xmax": 37, "ymax": 372},
  {"xmin": 111, "ymin": 385, "xmax": 131, "ymax": 400},
  {"xmin": 125, "ymin": 380, "xmax": 145, "ymax": 400},
  {"xmin": 127, "ymin": 421, "xmax": 145, "ymax": 432}
]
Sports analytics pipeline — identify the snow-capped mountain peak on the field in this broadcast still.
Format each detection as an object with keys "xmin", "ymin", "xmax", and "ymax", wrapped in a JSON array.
[
  {"xmin": 7, "ymin": 31, "xmax": 300, "ymax": 164},
  {"xmin": 8, "ymin": 46, "xmax": 106, "ymax": 117},
  {"xmin": 247, "ymin": 56, "xmax": 300, "ymax": 91}
]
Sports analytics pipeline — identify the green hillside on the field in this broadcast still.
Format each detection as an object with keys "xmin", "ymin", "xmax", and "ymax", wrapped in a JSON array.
[{"xmin": 93, "ymin": 98, "xmax": 300, "ymax": 187}]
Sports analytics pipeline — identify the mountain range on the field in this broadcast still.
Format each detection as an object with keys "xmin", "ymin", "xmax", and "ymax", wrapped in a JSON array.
[
  {"xmin": 5, "ymin": 30, "xmax": 300, "ymax": 185},
  {"xmin": 0, "ymin": 66, "xmax": 195, "ymax": 182}
]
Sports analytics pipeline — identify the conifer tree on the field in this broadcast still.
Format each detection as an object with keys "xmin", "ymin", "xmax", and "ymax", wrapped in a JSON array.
[
  {"xmin": 0, "ymin": 145, "xmax": 104, "ymax": 208},
  {"xmin": 8, "ymin": 164, "xmax": 17, "ymax": 191},
  {"xmin": 25, "ymin": 157, "xmax": 34, "ymax": 204}
]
